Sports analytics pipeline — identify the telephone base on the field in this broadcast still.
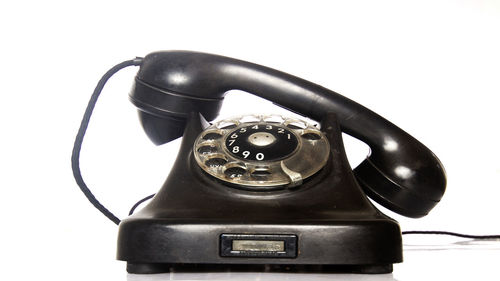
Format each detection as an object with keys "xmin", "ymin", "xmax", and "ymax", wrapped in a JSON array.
[
  {"xmin": 118, "ymin": 220, "xmax": 402, "ymax": 274},
  {"xmin": 117, "ymin": 113, "xmax": 402, "ymax": 274},
  {"xmin": 126, "ymin": 263, "xmax": 393, "ymax": 274}
]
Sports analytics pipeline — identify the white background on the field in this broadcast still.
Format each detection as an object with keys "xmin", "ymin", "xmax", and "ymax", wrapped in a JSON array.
[{"xmin": 1, "ymin": 1, "xmax": 499, "ymax": 280}]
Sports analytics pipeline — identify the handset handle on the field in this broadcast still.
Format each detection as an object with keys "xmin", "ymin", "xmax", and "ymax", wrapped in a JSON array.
[{"xmin": 131, "ymin": 51, "xmax": 446, "ymax": 217}]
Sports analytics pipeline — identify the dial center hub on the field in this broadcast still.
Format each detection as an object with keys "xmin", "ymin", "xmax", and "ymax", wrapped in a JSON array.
[
  {"xmin": 248, "ymin": 132, "xmax": 277, "ymax": 147},
  {"xmin": 224, "ymin": 124, "xmax": 298, "ymax": 161}
]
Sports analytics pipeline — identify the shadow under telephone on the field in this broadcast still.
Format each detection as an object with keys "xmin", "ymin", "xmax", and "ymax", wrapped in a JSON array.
[{"xmin": 72, "ymin": 51, "xmax": 446, "ymax": 274}]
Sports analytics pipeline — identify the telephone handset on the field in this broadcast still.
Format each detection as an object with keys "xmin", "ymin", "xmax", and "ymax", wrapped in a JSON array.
[
  {"xmin": 131, "ymin": 51, "xmax": 446, "ymax": 217},
  {"xmin": 73, "ymin": 51, "xmax": 446, "ymax": 274}
]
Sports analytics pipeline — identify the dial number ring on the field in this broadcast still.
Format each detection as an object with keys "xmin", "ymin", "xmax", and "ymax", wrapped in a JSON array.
[{"xmin": 193, "ymin": 115, "xmax": 330, "ymax": 190}]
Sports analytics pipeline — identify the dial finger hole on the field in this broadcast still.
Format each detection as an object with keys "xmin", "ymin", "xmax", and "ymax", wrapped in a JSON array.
[
  {"xmin": 301, "ymin": 132, "xmax": 322, "ymax": 140},
  {"xmin": 217, "ymin": 121, "xmax": 237, "ymax": 129},
  {"xmin": 240, "ymin": 115, "xmax": 261, "ymax": 123},
  {"xmin": 197, "ymin": 145, "xmax": 217, "ymax": 154},
  {"xmin": 203, "ymin": 132, "xmax": 223, "ymax": 140},
  {"xmin": 224, "ymin": 166, "xmax": 247, "ymax": 179},
  {"xmin": 286, "ymin": 121, "xmax": 307, "ymax": 129},
  {"xmin": 264, "ymin": 115, "xmax": 284, "ymax": 123},
  {"xmin": 205, "ymin": 157, "xmax": 227, "ymax": 167},
  {"xmin": 251, "ymin": 169, "xmax": 271, "ymax": 177}
]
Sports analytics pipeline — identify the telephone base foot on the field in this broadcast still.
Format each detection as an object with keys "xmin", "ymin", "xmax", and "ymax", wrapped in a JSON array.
[
  {"xmin": 126, "ymin": 263, "xmax": 394, "ymax": 274},
  {"xmin": 126, "ymin": 263, "xmax": 170, "ymax": 274}
]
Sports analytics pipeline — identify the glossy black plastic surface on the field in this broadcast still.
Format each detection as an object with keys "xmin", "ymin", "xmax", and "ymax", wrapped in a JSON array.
[
  {"xmin": 117, "ymin": 113, "xmax": 402, "ymax": 273},
  {"xmin": 129, "ymin": 51, "xmax": 446, "ymax": 217}
]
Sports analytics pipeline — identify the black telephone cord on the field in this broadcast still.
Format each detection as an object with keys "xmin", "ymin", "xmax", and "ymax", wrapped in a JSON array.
[
  {"xmin": 401, "ymin": 231, "xmax": 500, "ymax": 239},
  {"xmin": 71, "ymin": 57, "xmax": 143, "ymax": 225}
]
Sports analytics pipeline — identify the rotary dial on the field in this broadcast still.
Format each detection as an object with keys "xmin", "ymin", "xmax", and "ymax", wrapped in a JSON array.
[{"xmin": 193, "ymin": 115, "xmax": 330, "ymax": 191}]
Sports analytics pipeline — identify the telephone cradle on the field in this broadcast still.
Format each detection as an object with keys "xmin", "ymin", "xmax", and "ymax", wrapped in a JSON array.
[{"xmin": 73, "ymin": 51, "xmax": 446, "ymax": 274}]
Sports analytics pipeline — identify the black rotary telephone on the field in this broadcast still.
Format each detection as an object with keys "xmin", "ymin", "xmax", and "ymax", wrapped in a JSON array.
[{"xmin": 72, "ymin": 51, "xmax": 446, "ymax": 274}]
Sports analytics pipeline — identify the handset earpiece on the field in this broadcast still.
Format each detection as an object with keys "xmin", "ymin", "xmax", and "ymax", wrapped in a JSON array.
[
  {"xmin": 130, "ymin": 50, "xmax": 446, "ymax": 217},
  {"xmin": 129, "ymin": 52, "xmax": 225, "ymax": 144}
]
